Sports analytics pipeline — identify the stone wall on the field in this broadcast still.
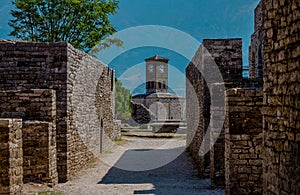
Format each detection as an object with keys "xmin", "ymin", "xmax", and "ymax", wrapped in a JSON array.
[
  {"xmin": 202, "ymin": 39, "xmax": 243, "ymax": 84},
  {"xmin": 66, "ymin": 44, "xmax": 116, "ymax": 178},
  {"xmin": 187, "ymin": 0, "xmax": 299, "ymax": 194},
  {"xmin": 0, "ymin": 42, "xmax": 69, "ymax": 182},
  {"xmin": 131, "ymin": 101, "xmax": 154, "ymax": 124},
  {"xmin": 249, "ymin": 1, "xmax": 264, "ymax": 79},
  {"xmin": 95, "ymin": 65, "xmax": 117, "ymax": 149},
  {"xmin": 186, "ymin": 61, "xmax": 206, "ymax": 175},
  {"xmin": 22, "ymin": 121, "xmax": 57, "ymax": 185},
  {"xmin": 0, "ymin": 89, "xmax": 56, "ymax": 122},
  {"xmin": 0, "ymin": 41, "xmax": 118, "ymax": 182},
  {"xmin": 0, "ymin": 119, "xmax": 23, "ymax": 195},
  {"xmin": 262, "ymin": 0, "xmax": 300, "ymax": 194},
  {"xmin": 203, "ymin": 40, "xmax": 243, "ymax": 183},
  {"xmin": 0, "ymin": 89, "xmax": 58, "ymax": 186},
  {"xmin": 186, "ymin": 39, "xmax": 243, "ymax": 182},
  {"xmin": 225, "ymin": 88, "xmax": 263, "ymax": 194}
]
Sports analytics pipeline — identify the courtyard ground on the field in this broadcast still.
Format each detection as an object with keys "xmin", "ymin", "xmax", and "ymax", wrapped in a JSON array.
[{"xmin": 24, "ymin": 136, "xmax": 225, "ymax": 195}]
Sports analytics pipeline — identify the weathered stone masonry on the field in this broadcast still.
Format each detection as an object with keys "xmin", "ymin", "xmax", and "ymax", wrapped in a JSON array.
[
  {"xmin": 0, "ymin": 89, "xmax": 58, "ymax": 185},
  {"xmin": 186, "ymin": 0, "xmax": 299, "ymax": 194},
  {"xmin": 66, "ymin": 44, "xmax": 117, "ymax": 177},
  {"xmin": 225, "ymin": 88, "xmax": 263, "ymax": 194},
  {"xmin": 249, "ymin": 1, "xmax": 264, "ymax": 79},
  {"xmin": 22, "ymin": 121, "xmax": 57, "ymax": 185},
  {"xmin": 0, "ymin": 119, "xmax": 23, "ymax": 195},
  {"xmin": 186, "ymin": 39, "xmax": 243, "ymax": 185},
  {"xmin": 0, "ymin": 90, "xmax": 56, "ymax": 122},
  {"xmin": 0, "ymin": 41, "xmax": 118, "ymax": 183},
  {"xmin": 262, "ymin": 0, "xmax": 300, "ymax": 194}
]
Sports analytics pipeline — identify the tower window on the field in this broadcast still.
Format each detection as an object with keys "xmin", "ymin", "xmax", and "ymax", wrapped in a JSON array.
[
  {"xmin": 151, "ymin": 81, "xmax": 155, "ymax": 89},
  {"xmin": 158, "ymin": 82, "xmax": 162, "ymax": 89}
]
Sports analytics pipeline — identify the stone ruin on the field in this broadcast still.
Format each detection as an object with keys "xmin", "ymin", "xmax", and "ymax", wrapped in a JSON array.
[
  {"xmin": 0, "ymin": 41, "xmax": 120, "ymax": 194},
  {"xmin": 186, "ymin": 0, "xmax": 299, "ymax": 194},
  {"xmin": 0, "ymin": 0, "xmax": 299, "ymax": 194}
]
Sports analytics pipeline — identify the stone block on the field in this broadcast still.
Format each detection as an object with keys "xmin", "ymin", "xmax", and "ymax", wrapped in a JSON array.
[
  {"xmin": 0, "ymin": 119, "xmax": 23, "ymax": 195},
  {"xmin": 22, "ymin": 121, "xmax": 58, "ymax": 185}
]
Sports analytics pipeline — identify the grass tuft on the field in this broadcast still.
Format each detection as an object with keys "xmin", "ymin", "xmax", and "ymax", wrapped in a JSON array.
[{"xmin": 114, "ymin": 138, "xmax": 130, "ymax": 146}]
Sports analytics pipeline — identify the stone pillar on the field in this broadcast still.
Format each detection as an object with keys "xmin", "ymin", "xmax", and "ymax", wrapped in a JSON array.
[
  {"xmin": 249, "ymin": 1, "xmax": 263, "ymax": 79},
  {"xmin": 202, "ymin": 39, "xmax": 243, "ymax": 183},
  {"xmin": 0, "ymin": 119, "xmax": 23, "ymax": 195},
  {"xmin": 22, "ymin": 121, "xmax": 58, "ymax": 186},
  {"xmin": 186, "ymin": 38, "xmax": 243, "ymax": 179},
  {"xmin": 210, "ymin": 83, "xmax": 226, "ymax": 186},
  {"xmin": 225, "ymin": 88, "xmax": 263, "ymax": 194}
]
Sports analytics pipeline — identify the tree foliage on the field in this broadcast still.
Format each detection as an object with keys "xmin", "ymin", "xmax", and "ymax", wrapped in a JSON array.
[
  {"xmin": 9, "ymin": 0, "xmax": 119, "ymax": 51},
  {"xmin": 89, "ymin": 37, "xmax": 123, "ymax": 58},
  {"xmin": 115, "ymin": 79, "xmax": 132, "ymax": 122}
]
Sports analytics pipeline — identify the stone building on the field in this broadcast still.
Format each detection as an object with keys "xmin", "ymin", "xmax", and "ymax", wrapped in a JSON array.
[
  {"xmin": 132, "ymin": 55, "xmax": 185, "ymax": 132},
  {"xmin": 186, "ymin": 0, "xmax": 299, "ymax": 194},
  {"xmin": 0, "ymin": 40, "xmax": 120, "ymax": 193}
]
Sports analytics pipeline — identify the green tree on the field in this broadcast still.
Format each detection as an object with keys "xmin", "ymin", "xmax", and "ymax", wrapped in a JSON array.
[
  {"xmin": 9, "ymin": 0, "xmax": 119, "ymax": 52},
  {"xmin": 89, "ymin": 37, "xmax": 123, "ymax": 58},
  {"xmin": 115, "ymin": 79, "xmax": 132, "ymax": 122}
]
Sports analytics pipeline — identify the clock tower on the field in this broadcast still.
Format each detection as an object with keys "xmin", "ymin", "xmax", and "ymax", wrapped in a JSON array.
[{"xmin": 145, "ymin": 55, "xmax": 169, "ymax": 93}]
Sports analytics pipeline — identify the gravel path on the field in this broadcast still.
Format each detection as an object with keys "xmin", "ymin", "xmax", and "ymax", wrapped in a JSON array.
[{"xmin": 53, "ymin": 137, "xmax": 224, "ymax": 195}]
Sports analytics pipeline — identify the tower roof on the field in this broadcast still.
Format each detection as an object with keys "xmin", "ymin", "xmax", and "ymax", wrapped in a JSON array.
[{"xmin": 145, "ymin": 55, "xmax": 169, "ymax": 62}]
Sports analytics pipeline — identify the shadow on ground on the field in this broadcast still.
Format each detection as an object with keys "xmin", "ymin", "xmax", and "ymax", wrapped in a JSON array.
[{"xmin": 98, "ymin": 147, "xmax": 224, "ymax": 195}]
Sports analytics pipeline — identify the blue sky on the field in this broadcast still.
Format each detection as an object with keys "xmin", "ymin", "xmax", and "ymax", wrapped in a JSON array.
[
  {"xmin": 0, "ymin": 0, "xmax": 260, "ymax": 96},
  {"xmin": 108, "ymin": 0, "xmax": 260, "ymax": 66}
]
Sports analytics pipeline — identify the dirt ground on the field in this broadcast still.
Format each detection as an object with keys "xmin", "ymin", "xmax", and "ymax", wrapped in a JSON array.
[{"xmin": 24, "ymin": 137, "xmax": 225, "ymax": 195}]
